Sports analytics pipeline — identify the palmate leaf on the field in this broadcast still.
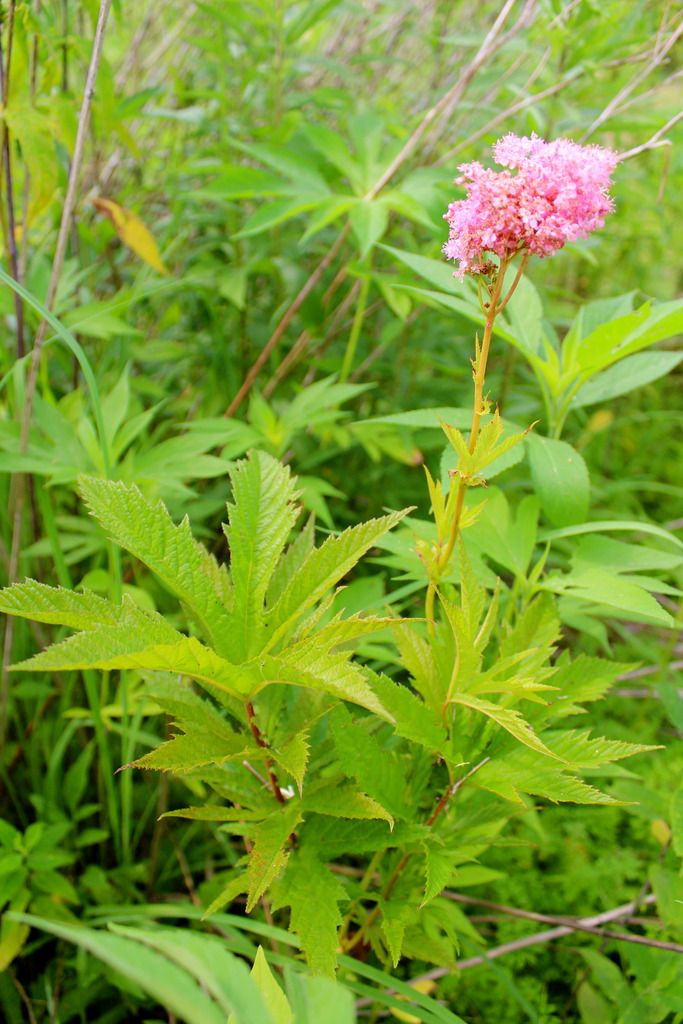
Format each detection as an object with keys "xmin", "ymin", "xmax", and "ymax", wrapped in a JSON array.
[
  {"xmin": 441, "ymin": 411, "xmax": 529, "ymax": 482},
  {"xmin": 225, "ymin": 451, "xmax": 300, "ymax": 660},
  {"xmin": 265, "ymin": 508, "xmax": 410, "ymax": 646},
  {"xmin": 78, "ymin": 476, "xmax": 232, "ymax": 650},
  {"xmin": 0, "ymin": 579, "xmax": 121, "ymax": 630},
  {"xmin": 272, "ymin": 848, "xmax": 347, "ymax": 977}
]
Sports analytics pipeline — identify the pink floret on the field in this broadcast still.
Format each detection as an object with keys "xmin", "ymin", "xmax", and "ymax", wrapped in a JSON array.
[{"xmin": 443, "ymin": 133, "xmax": 618, "ymax": 276}]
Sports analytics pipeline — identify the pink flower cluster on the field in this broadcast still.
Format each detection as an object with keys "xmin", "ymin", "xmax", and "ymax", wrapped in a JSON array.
[{"xmin": 443, "ymin": 134, "xmax": 618, "ymax": 276}]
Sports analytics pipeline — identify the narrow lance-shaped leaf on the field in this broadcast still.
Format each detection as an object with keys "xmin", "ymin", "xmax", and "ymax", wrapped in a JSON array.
[
  {"xmin": 7, "ymin": 915, "xmax": 226, "ymax": 1024},
  {"xmin": 448, "ymin": 692, "xmax": 561, "ymax": 759}
]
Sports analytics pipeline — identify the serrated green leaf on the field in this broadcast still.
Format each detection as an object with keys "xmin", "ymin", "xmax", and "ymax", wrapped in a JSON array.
[
  {"xmin": 380, "ymin": 901, "xmax": 413, "ymax": 968},
  {"xmin": 393, "ymin": 622, "xmax": 442, "ymax": 708},
  {"xmin": 270, "ymin": 731, "xmax": 310, "ymax": 794},
  {"xmin": 304, "ymin": 782, "xmax": 394, "ymax": 827},
  {"xmin": 448, "ymin": 693, "xmax": 559, "ymax": 759},
  {"xmin": 369, "ymin": 671, "xmax": 446, "ymax": 750},
  {"xmin": 78, "ymin": 477, "xmax": 232, "ymax": 649},
  {"xmin": 442, "ymin": 410, "xmax": 528, "ymax": 482},
  {"xmin": 261, "ymin": 635, "xmax": 389, "ymax": 717},
  {"xmin": 246, "ymin": 805, "xmax": 302, "ymax": 912},
  {"xmin": 542, "ymin": 729, "xmax": 658, "ymax": 768},
  {"xmin": 130, "ymin": 731, "xmax": 255, "ymax": 773},
  {"xmin": 163, "ymin": 806, "xmax": 264, "ymax": 822},
  {"xmin": 477, "ymin": 750, "xmax": 617, "ymax": 806},
  {"xmin": 146, "ymin": 676, "xmax": 241, "ymax": 738},
  {"xmin": 548, "ymin": 652, "xmax": 629, "ymax": 717},
  {"xmin": 268, "ymin": 515, "xmax": 315, "ymax": 607},
  {"xmin": 328, "ymin": 705, "xmax": 406, "ymax": 817},
  {"xmin": 202, "ymin": 873, "xmax": 249, "ymax": 919},
  {"xmin": 420, "ymin": 842, "xmax": 454, "ymax": 908},
  {"xmin": 0, "ymin": 579, "xmax": 121, "ymax": 630},
  {"xmin": 11, "ymin": 597, "xmax": 180, "ymax": 671},
  {"xmin": 14, "ymin": 634, "xmax": 254, "ymax": 700},
  {"xmin": 272, "ymin": 849, "xmax": 346, "ymax": 976},
  {"xmin": 267, "ymin": 509, "xmax": 409, "ymax": 644},
  {"xmin": 225, "ymin": 451, "xmax": 300, "ymax": 659}
]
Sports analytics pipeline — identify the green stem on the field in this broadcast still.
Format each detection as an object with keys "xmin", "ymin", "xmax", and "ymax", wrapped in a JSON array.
[
  {"xmin": 340, "ymin": 271, "xmax": 371, "ymax": 382},
  {"xmin": 438, "ymin": 258, "xmax": 510, "ymax": 575}
]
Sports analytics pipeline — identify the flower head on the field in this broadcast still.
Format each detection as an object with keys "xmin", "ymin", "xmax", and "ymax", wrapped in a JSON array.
[{"xmin": 443, "ymin": 133, "xmax": 618, "ymax": 276}]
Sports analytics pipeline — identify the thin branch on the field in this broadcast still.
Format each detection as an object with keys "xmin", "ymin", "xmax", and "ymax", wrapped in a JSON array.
[
  {"xmin": 245, "ymin": 701, "xmax": 286, "ymax": 805},
  {"xmin": 225, "ymin": 227, "xmax": 351, "ymax": 416},
  {"xmin": 617, "ymin": 659, "xmax": 683, "ymax": 681},
  {"xmin": 355, "ymin": 897, "xmax": 663, "ymax": 1012},
  {"xmin": 613, "ymin": 687, "xmax": 683, "ymax": 699},
  {"xmin": 365, "ymin": 0, "xmax": 528, "ymax": 201},
  {"xmin": 9, "ymin": 971, "xmax": 37, "ymax": 1024},
  {"xmin": 114, "ymin": 1, "xmax": 156, "ymax": 90},
  {"xmin": 437, "ymin": 70, "xmax": 581, "ymax": 167},
  {"xmin": 0, "ymin": 0, "xmax": 113, "ymax": 748},
  {"xmin": 618, "ymin": 111, "xmax": 683, "ymax": 162},
  {"xmin": 443, "ymin": 892, "xmax": 683, "ymax": 953}
]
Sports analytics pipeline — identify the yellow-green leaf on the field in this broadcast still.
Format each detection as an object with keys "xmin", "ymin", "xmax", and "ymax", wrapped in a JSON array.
[{"xmin": 93, "ymin": 197, "xmax": 168, "ymax": 274}]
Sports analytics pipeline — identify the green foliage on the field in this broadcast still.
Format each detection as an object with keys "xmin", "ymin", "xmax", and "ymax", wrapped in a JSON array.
[
  {"xmin": 1, "ymin": 2, "xmax": 682, "ymax": 1021},
  {"xmin": 1, "ymin": 449, "xmax": 661, "ymax": 987}
]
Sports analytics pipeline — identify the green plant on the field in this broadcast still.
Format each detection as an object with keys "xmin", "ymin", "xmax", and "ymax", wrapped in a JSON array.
[
  {"xmin": 1, "ymin": 4, "xmax": 682, "ymax": 1021},
  {"xmin": 0, "ymin": 445, "xmax": 659, "ymax": 979}
]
